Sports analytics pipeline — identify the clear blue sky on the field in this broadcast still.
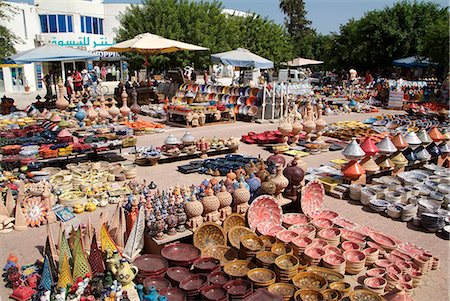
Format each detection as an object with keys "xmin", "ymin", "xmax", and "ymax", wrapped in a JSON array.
[{"xmin": 8, "ymin": 0, "xmax": 448, "ymax": 33}]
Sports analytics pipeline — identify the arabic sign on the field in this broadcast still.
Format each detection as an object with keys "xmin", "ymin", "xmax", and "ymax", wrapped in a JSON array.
[{"xmin": 48, "ymin": 36, "xmax": 114, "ymax": 49}]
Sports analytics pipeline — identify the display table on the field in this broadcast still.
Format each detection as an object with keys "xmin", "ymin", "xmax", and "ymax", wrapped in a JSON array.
[{"xmin": 166, "ymin": 107, "xmax": 235, "ymax": 128}]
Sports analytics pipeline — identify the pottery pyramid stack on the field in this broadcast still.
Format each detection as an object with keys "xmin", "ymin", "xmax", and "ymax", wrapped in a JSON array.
[
  {"xmin": 376, "ymin": 137, "xmax": 397, "ymax": 170},
  {"xmin": 341, "ymin": 138, "xmax": 366, "ymax": 181}
]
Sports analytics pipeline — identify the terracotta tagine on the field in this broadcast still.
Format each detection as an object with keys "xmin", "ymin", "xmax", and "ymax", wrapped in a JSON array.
[
  {"xmin": 202, "ymin": 189, "xmax": 221, "ymax": 224},
  {"xmin": 360, "ymin": 157, "xmax": 380, "ymax": 173},
  {"xmin": 376, "ymin": 137, "xmax": 398, "ymax": 155},
  {"xmin": 341, "ymin": 160, "xmax": 366, "ymax": 180},
  {"xmin": 360, "ymin": 136, "xmax": 379, "ymax": 157},
  {"xmin": 428, "ymin": 127, "xmax": 445, "ymax": 142},
  {"xmin": 391, "ymin": 133, "xmax": 408, "ymax": 150},
  {"xmin": 270, "ymin": 164, "xmax": 290, "ymax": 204},
  {"xmin": 416, "ymin": 129, "xmax": 432, "ymax": 145},
  {"xmin": 283, "ymin": 159, "xmax": 305, "ymax": 200},
  {"xmin": 216, "ymin": 185, "xmax": 233, "ymax": 221}
]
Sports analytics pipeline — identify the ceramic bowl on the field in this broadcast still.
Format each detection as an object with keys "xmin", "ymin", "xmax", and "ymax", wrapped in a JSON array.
[
  {"xmin": 224, "ymin": 260, "xmax": 254, "ymax": 278},
  {"xmin": 329, "ymin": 281, "xmax": 351, "ymax": 293},
  {"xmin": 201, "ymin": 284, "xmax": 228, "ymax": 301},
  {"xmin": 282, "ymin": 213, "xmax": 309, "ymax": 227},
  {"xmin": 208, "ymin": 270, "xmax": 230, "ymax": 285},
  {"xmin": 291, "ymin": 236, "xmax": 313, "ymax": 249},
  {"xmin": 363, "ymin": 276, "xmax": 387, "ymax": 290},
  {"xmin": 312, "ymin": 218, "xmax": 334, "ymax": 229},
  {"xmin": 193, "ymin": 257, "xmax": 220, "ymax": 273},
  {"xmin": 366, "ymin": 268, "xmax": 386, "ymax": 278},
  {"xmin": 267, "ymin": 283, "xmax": 297, "ymax": 299},
  {"xmin": 342, "ymin": 241, "xmax": 361, "ymax": 251},
  {"xmin": 323, "ymin": 253, "xmax": 345, "ymax": 266},
  {"xmin": 159, "ymin": 287, "xmax": 186, "ymax": 301},
  {"xmin": 292, "ymin": 272, "xmax": 327, "ymax": 291},
  {"xmin": 323, "ymin": 245, "xmax": 343, "ymax": 256},
  {"xmin": 143, "ymin": 277, "xmax": 172, "ymax": 291},
  {"xmin": 166, "ymin": 267, "xmax": 192, "ymax": 284},
  {"xmin": 343, "ymin": 250, "xmax": 366, "ymax": 263},
  {"xmin": 276, "ymin": 230, "xmax": 298, "ymax": 243},
  {"xmin": 179, "ymin": 274, "xmax": 207, "ymax": 291},
  {"xmin": 161, "ymin": 243, "xmax": 201, "ymax": 266},
  {"xmin": 304, "ymin": 247, "xmax": 325, "ymax": 260},
  {"xmin": 247, "ymin": 268, "xmax": 276, "ymax": 286},
  {"xmin": 294, "ymin": 289, "xmax": 325, "ymax": 301}
]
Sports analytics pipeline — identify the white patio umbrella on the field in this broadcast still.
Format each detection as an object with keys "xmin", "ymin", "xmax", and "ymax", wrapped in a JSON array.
[
  {"xmin": 104, "ymin": 33, "xmax": 208, "ymax": 55},
  {"xmin": 287, "ymin": 57, "xmax": 323, "ymax": 67}
]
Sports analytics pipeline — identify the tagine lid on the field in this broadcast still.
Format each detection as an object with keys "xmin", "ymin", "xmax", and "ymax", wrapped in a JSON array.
[
  {"xmin": 376, "ymin": 137, "xmax": 397, "ymax": 154},
  {"xmin": 428, "ymin": 127, "xmax": 445, "ymax": 142},
  {"xmin": 416, "ymin": 129, "xmax": 432, "ymax": 144},
  {"xmin": 439, "ymin": 143, "xmax": 450, "ymax": 154},
  {"xmin": 391, "ymin": 133, "xmax": 408, "ymax": 150},
  {"xmin": 181, "ymin": 131, "xmax": 196, "ymax": 144},
  {"xmin": 360, "ymin": 136, "xmax": 379, "ymax": 157},
  {"xmin": 342, "ymin": 138, "xmax": 366, "ymax": 160},
  {"xmin": 391, "ymin": 152, "xmax": 408, "ymax": 166},
  {"xmin": 360, "ymin": 157, "xmax": 380, "ymax": 172},
  {"xmin": 378, "ymin": 157, "xmax": 395, "ymax": 169},
  {"xmin": 164, "ymin": 134, "xmax": 181, "ymax": 145},
  {"xmin": 341, "ymin": 160, "xmax": 366, "ymax": 179},
  {"xmin": 404, "ymin": 132, "xmax": 421, "ymax": 146}
]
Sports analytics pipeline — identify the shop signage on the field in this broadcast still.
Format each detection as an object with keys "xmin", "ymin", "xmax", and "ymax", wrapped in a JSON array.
[
  {"xmin": 49, "ymin": 36, "xmax": 114, "ymax": 48},
  {"xmin": 388, "ymin": 90, "xmax": 404, "ymax": 108},
  {"xmin": 91, "ymin": 51, "xmax": 121, "ymax": 58}
]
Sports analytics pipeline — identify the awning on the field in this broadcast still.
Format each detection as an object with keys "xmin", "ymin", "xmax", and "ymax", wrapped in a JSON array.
[
  {"xmin": 392, "ymin": 56, "xmax": 437, "ymax": 68},
  {"xmin": 287, "ymin": 57, "xmax": 323, "ymax": 67},
  {"xmin": 9, "ymin": 45, "xmax": 100, "ymax": 64},
  {"xmin": 211, "ymin": 48, "xmax": 274, "ymax": 69}
]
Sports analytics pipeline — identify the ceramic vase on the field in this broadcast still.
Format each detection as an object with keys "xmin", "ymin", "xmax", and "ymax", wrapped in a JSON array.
[
  {"xmin": 270, "ymin": 164, "xmax": 290, "ymax": 204},
  {"xmin": 283, "ymin": 159, "xmax": 305, "ymax": 200},
  {"xmin": 56, "ymin": 81, "xmax": 69, "ymax": 110},
  {"xmin": 120, "ymin": 90, "xmax": 131, "ymax": 119}
]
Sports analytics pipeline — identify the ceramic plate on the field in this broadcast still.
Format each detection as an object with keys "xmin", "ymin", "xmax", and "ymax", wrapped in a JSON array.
[
  {"xmin": 301, "ymin": 180, "xmax": 325, "ymax": 217},
  {"xmin": 248, "ymin": 195, "xmax": 282, "ymax": 231}
]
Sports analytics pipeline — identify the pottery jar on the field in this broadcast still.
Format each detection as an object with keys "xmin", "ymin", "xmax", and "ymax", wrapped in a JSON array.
[
  {"xmin": 261, "ymin": 181, "xmax": 277, "ymax": 195},
  {"xmin": 185, "ymin": 197, "xmax": 204, "ymax": 218},
  {"xmin": 202, "ymin": 189, "xmax": 220, "ymax": 214},
  {"xmin": 233, "ymin": 182, "xmax": 251, "ymax": 204},
  {"xmin": 55, "ymin": 81, "xmax": 69, "ymax": 110},
  {"xmin": 283, "ymin": 159, "xmax": 305, "ymax": 187},
  {"xmin": 270, "ymin": 164, "xmax": 289, "ymax": 192},
  {"xmin": 216, "ymin": 185, "xmax": 233, "ymax": 208},
  {"xmin": 278, "ymin": 118, "xmax": 293, "ymax": 136},
  {"xmin": 246, "ymin": 173, "xmax": 262, "ymax": 193},
  {"xmin": 267, "ymin": 150, "xmax": 286, "ymax": 167}
]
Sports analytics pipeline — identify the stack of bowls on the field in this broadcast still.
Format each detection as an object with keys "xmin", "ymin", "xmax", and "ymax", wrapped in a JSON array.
[
  {"xmin": 274, "ymin": 254, "xmax": 299, "ymax": 282},
  {"xmin": 311, "ymin": 218, "xmax": 334, "ymax": 231},
  {"xmin": 317, "ymin": 228, "xmax": 341, "ymax": 247},
  {"xmin": 192, "ymin": 257, "xmax": 220, "ymax": 274},
  {"xmin": 369, "ymin": 199, "xmax": 390, "ymax": 212},
  {"xmin": 362, "ymin": 247, "xmax": 380, "ymax": 266},
  {"xmin": 240, "ymin": 235, "xmax": 264, "ymax": 260},
  {"xmin": 179, "ymin": 274, "xmax": 208, "ymax": 301},
  {"xmin": 303, "ymin": 247, "xmax": 325, "ymax": 266},
  {"xmin": 207, "ymin": 271, "xmax": 230, "ymax": 286},
  {"xmin": 291, "ymin": 236, "xmax": 313, "ymax": 256},
  {"xmin": 341, "ymin": 241, "xmax": 361, "ymax": 252},
  {"xmin": 410, "ymin": 270, "xmax": 423, "ymax": 288},
  {"xmin": 343, "ymin": 250, "xmax": 366, "ymax": 274},
  {"xmin": 223, "ymin": 279, "xmax": 253, "ymax": 301},
  {"xmin": 255, "ymin": 251, "xmax": 277, "ymax": 269},
  {"xmin": 267, "ymin": 283, "xmax": 297, "ymax": 301},
  {"xmin": 166, "ymin": 267, "xmax": 192, "ymax": 286},
  {"xmin": 432, "ymin": 257, "xmax": 440, "ymax": 270},
  {"xmin": 349, "ymin": 184, "xmax": 363, "ymax": 201},
  {"xmin": 420, "ymin": 212, "xmax": 445, "ymax": 232},
  {"xmin": 292, "ymin": 272, "xmax": 327, "ymax": 291},
  {"xmin": 401, "ymin": 203, "xmax": 418, "ymax": 221},
  {"xmin": 363, "ymin": 277, "xmax": 387, "ymax": 294},
  {"xmin": 134, "ymin": 254, "xmax": 169, "ymax": 283},
  {"xmin": 366, "ymin": 267, "xmax": 386, "ymax": 278},
  {"xmin": 360, "ymin": 188, "xmax": 377, "ymax": 205},
  {"xmin": 418, "ymin": 199, "xmax": 439, "ymax": 216},
  {"xmin": 201, "ymin": 284, "xmax": 229, "ymax": 301},
  {"xmin": 247, "ymin": 268, "xmax": 276, "ymax": 287},
  {"xmin": 322, "ymin": 253, "xmax": 346, "ymax": 274},
  {"xmin": 387, "ymin": 204, "xmax": 403, "ymax": 219},
  {"xmin": 289, "ymin": 224, "xmax": 316, "ymax": 239}
]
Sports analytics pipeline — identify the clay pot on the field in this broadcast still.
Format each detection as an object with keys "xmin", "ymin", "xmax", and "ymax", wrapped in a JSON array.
[
  {"xmin": 360, "ymin": 137, "xmax": 379, "ymax": 157},
  {"xmin": 283, "ymin": 159, "xmax": 305, "ymax": 186},
  {"xmin": 108, "ymin": 100, "xmax": 120, "ymax": 118},
  {"xmin": 185, "ymin": 197, "xmax": 204, "ymax": 218},
  {"xmin": 391, "ymin": 133, "xmax": 408, "ymax": 150},
  {"xmin": 256, "ymin": 163, "xmax": 270, "ymax": 182},
  {"xmin": 202, "ymin": 189, "xmax": 220, "ymax": 214},
  {"xmin": 261, "ymin": 181, "xmax": 277, "ymax": 195},
  {"xmin": 342, "ymin": 161, "xmax": 366, "ymax": 180},
  {"xmin": 120, "ymin": 90, "xmax": 131, "ymax": 117},
  {"xmin": 55, "ymin": 81, "xmax": 69, "ymax": 110},
  {"xmin": 428, "ymin": 127, "xmax": 445, "ymax": 142},
  {"xmin": 267, "ymin": 151, "xmax": 286, "ymax": 167},
  {"xmin": 216, "ymin": 186, "xmax": 233, "ymax": 208},
  {"xmin": 270, "ymin": 165, "xmax": 289, "ymax": 194},
  {"xmin": 233, "ymin": 182, "xmax": 250, "ymax": 204},
  {"xmin": 278, "ymin": 118, "xmax": 293, "ymax": 136}
]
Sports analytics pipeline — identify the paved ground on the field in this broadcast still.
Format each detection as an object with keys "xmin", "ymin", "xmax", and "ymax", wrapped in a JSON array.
[{"xmin": 0, "ymin": 110, "xmax": 448, "ymax": 300}]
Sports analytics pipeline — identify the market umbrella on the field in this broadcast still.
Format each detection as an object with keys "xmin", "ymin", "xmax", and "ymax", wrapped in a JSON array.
[
  {"xmin": 287, "ymin": 57, "xmax": 323, "ymax": 67},
  {"xmin": 9, "ymin": 45, "xmax": 100, "ymax": 64},
  {"xmin": 392, "ymin": 56, "xmax": 436, "ymax": 68},
  {"xmin": 211, "ymin": 48, "xmax": 274, "ymax": 69},
  {"xmin": 104, "ymin": 33, "xmax": 208, "ymax": 56}
]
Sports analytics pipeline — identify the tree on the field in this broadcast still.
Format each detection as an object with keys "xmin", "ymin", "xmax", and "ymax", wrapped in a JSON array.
[
  {"xmin": 117, "ymin": 0, "xmax": 293, "ymax": 71},
  {"xmin": 421, "ymin": 15, "xmax": 449, "ymax": 68},
  {"xmin": 279, "ymin": 0, "xmax": 315, "ymax": 57},
  {"xmin": 328, "ymin": 1, "xmax": 448, "ymax": 71},
  {"xmin": 0, "ymin": 1, "xmax": 19, "ymax": 59}
]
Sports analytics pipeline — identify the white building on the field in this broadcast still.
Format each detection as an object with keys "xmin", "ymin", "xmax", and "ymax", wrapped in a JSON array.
[{"xmin": 0, "ymin": 0, "xmax": 134, "ymax": 93}]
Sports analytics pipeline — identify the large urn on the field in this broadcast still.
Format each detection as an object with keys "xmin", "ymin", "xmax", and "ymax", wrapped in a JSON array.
[
  {"xmin": 56, "ymin": 81, "xmax": 69, "ymax": 110},
  {"xmin": 283, "ymin": 159, "xmax": 305, "ymax": 200},
  {"xmin": 270, "ymin": 164, "xmax": 290, "ymax": 204}
]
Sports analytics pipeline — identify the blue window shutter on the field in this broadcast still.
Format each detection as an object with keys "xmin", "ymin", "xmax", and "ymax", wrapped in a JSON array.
[
  {"xmin": 39, "ymin": 15, "xmax": 48, "ymax": 33},
  {"xmin": 86, "ymin": 16, "xmax": 92, "ymax": 33},
  {"xmin": 67, "ymin": 15, "xmax": 73, "ymax": 32},
  {"xmin": 58, "ymin": 15, "xmax": 66, "ymax": 32},
  {"xmin": 93, "ymin": 17, "xmax": 98, "ymax": 34},
  {"xmin": 48, "ymin": 15, "xmax": 57, "ymax": 33},
  {"xmin": 99, "ymin": 19, "xmax": 103, "ymax": 35},
  {"xmin": 81, "ymin": 16, "xmax": 85, "ymax": 33}
]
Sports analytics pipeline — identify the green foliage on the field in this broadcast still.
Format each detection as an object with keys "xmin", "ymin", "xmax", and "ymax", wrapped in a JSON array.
[
  {"xmin": 0, "ymin": 1, "xmax": 19, "ymax": 59},
  {"xmin": 117, "ymin": 0, "xmax": 293, "ymax": 70},
  {"xmin": 324, "ymin": 1, "xmax": 448, "ymax": 70},
  {"xmin": 421, "ymin": 15, "xmax": 449, "ymax": 67}
]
